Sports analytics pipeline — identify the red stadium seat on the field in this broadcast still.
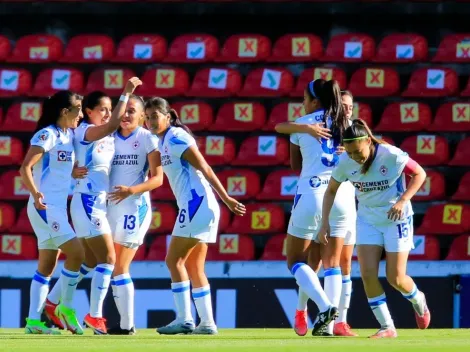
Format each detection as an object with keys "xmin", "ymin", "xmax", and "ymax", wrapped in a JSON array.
[
  {"xmin": 165, "ymin": 33, "xmax": 219, "ymax": 63},
  {"xmin": 171, "ymin": 101, "xmax": 213, "ymax": 131},
  {"xmin": 400, "ymin": 135, "xmax": 449, "ymax": 166},
  {"xmin": 0, "ymin": 35, "xmax": 11, "ymax": 61},
  {"xmin": 0, "ymin": 202, "xmax": 16, "ymax": 232},
  {"xmin": 146, "ymin": 235, "xmax": 170, "ymax": 261},
  {"xmin": 186, "ymin": 67, "xmax": 242, "ymax": 97},
  {"xmin": 227, "ymin": 203, "xmax": 285, "ymax": 234},
  {"xmin": 216, "ymin": 168, "xmax": 261, "ymax": 201},
  {"xmin": 151, "ymin": 175, "xmax": 174, "ymax": 201},
  {"xmin": 417, "ymin": 204, "xmax": 470, "ymax": 235},
  {"xmin": 10, "ymin": 206, "xmax": 33, "ymax": 233},
  {"xmin": 373, "ymin": 33, "xmax": 428, "ymax": 63},
  {"xmin": 446, "ymin": 235, "xmax": 470, "ymax": 260},
  {"xmin": 30, "ymin": 68, "xmax": 84, "ymax": 97},
  {"xmin": 351, "ymin": 102, "xmax": 373, "ymax": 127},
  {"xmin": 449, "ymin": 137, "xmax": 470, "ymax": 166},
  {"xmin": 257, "ymin": 169, "xmax": 300, "ymax": 201},
  {"xmin": 217, "ymin": 34, "xmax": 271, "ymax": 63},
  {"xmin": 432, "ymin": 34, "xmax": 470, "ymax": 63},
  {"xmin": 321, "ymin": 33, "xmax": 375, "ymax": 62},
  {"xmin": 0, "ymin": 171, "xmax": 29, "ymax": 200},
  {"xmin": 239, "ymin": 67, "xmax": 294, "ymax": 97},
  {"xmin": 139, "ymin": 67, "xmax": 190, "ymax": 97},
  {"xmin": 133, "ymin": 245, "xmax": 147, "ymax": 261},
  {"xmin": 7, "ymin": 34, "xmax": 63, "ymax": 63},
  {"xmin": 429, "ymin": 102, "xmax": 470, "ymax": 132},
  {"xmin": 407, "ymin": 169, "xmax": 445, "ymax": 201},
  {"xmin": 375, "ymin": 102, "xmax": 432, "ymax": 132},
  {"xmin": 408, "ymin": 235, "xmax": 440, "ymax": 260},
  {"xmin": 206, "ymin": 234, "xmax": 255, "ymax": 261},
  {"xmin": 261, "ymin": 234, "xmax": 287, "ymax": 260},
  {"xmin": 1, "ymin": 100, "xmax": 41, "ymax": 132},
  {"xmin": 219, "ymin": 204, "xmax": 232, "ymax": 233},
  {"xmin": 291, "ymin": 67, "xmax": 347, "ymax": 97},
  {"xmin": 452, "ymin": 172, "xmax": 470, "ymax": 201},
  {"xmin": 0, "ymin": 136, "xmax": 24, "ymax": 165},
  {"xmin": 61, "ymin": 34, "xmax": 115, "ymax": 63},
  {"xmin": 402, "ymin": 67, "xmax": 458, "ymax": 97},
  {"xmin": 148, "ymin": 202, "xmax": 177, "ymax": 234},
  {"xmin": 0, "ymin": 234, "xmax": 38, "ymax": 260},
  {"xmin": 232, "ymin": 135, "xmax": 289, "ymax": 166},
  {"xmin": 348, "ymin": 67, "xmax": 400, "ymax": 97},
  {"xmin": 269, "ymin": 34, "xmax": 323, "ymax": 62},
  {"xmin": 210, "ymin": 102, "xmax": 266, "ymax": 131},
  {"xmin": 196, "ymin": 136, "xmax": 236, "ymax": 165},
  {"xmin": 459, "ymin": 77, "xmax": 470, "ymax": 97},
  {"xmin": 263, "ymin": 102, "xmax": 305, "ymax": 131},
  {"xmin": 374, "ymin": 135, "xmax": 395, "ymax": 145},
  {"xmin": 85, "ymin": 68, "xmax": 136, "ymax": 97},
  {"xmin": 113, "ymin": 34, "xmax": 167, "ymax": 63},
  {"xmin": 0, "ymin": 68, "xmax": 33, "ymax": 97}
]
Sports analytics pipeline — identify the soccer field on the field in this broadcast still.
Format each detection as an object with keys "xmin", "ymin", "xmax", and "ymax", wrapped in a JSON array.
[{"xmin": 0, "ymin": 329, "xmax": 469, "ymax": 352}]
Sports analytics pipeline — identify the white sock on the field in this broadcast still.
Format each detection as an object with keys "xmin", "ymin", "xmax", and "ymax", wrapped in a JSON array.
[
  {"xmin": 114, "ymin": 273, "xmax": 134, "ymax": 330},
  {"xmin": 297, "ymin": 289, "xmax": 309, "ymax": 311},
  {"xmin": 192, "ymin": 285, "xmax": 215, "ymax": 326},
  {"xmin": 28, "ymin": 271, "xmax": 50, "ymax": 320},
  {"xmin": 90, "ymin": 263, "xmax": 114, "ymax": 318},
  {"xmin": 111, "ymin": 279, "xmax": 121, "ymax": 315},
  {"xmin": 337, "ymin": 275, "xmax": 352, "ymax": 323},
  {"xmin": 60, "ymin": 268, "xmax": 79, "ymax": 308},
  {"xmin": 292, "ymin": 263, "xmax": 331, "ymax": 313},
  {"xmin": 171, "ymin": 281, "xmax": 193, "ymax": 322},
  {"xmin": 402, "ymin": 283, "xmax": 425, "ymax": 315},
  {"xmin": 368, "ymin": 293, "xmax": 394, "ymax": 328},
  {"xmin": 324, "ymin": 267, "xmax": 342, "ymax": 334},
  {"xmin": 48, "ymin": 264, "xmax": 93, "ymax": 304}
]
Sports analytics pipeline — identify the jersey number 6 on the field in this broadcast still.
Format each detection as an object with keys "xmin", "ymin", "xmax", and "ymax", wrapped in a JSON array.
[{"xmin": 178, "ymin": 209, "xmax": 186, "ymax": 223}]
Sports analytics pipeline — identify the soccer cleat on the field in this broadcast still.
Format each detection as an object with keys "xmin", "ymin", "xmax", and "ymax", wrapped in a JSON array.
[
  {"xmin": 192, "ymin": 323, "xmax": 218, "ymax": 335},
  {"xmin": 25, "ymin": 318, "xmax": 61, "ymax": 335},
  {"xmin": 369, "ymin": 327, "xmax": 397, "ymax": 339},
  {"xmin": 413, "ymin": 293, "xmax": 431, "ymax": 329},
  {"xmin": 44, "ymin": 299, "xmax": 64, "ymax": 330},
  {"xmin": 294, "ymin": 309, "xmax": 308, "ymax": 336},
  {"xmin": 107, "ymin": 325, "xmax": 136, "ymax": 335},
  {"xmin": 156, "ymin": 320, "xmax": 195, "ymax": 335},
  {"xmin": 312, "ymin": 306, "xmax": 339, "ymax": 336},
  {"xmin": 55, "ymin": 304, "xmax": 84, "ymax": 335},
  {"xmin": 334, "ymin": 322, "xmax": 358, "ymax": 337},
  {"xmin": 84, "ymin": 314, "xmax": 108, "ymax": 335}
]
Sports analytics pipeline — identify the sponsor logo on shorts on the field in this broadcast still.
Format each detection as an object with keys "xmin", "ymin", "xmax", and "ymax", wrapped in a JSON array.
[
  {"xmin": 309, "ymin": 176, "xmax": 329, "ymax": 188},
  {"xmin": 92, "ymin": 218, "xmax": 102, "ymax": 229}
]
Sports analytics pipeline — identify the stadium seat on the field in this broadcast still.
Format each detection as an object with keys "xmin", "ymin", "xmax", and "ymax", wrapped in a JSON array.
[
  {"xmin": 417, "ymin": 203, "xmax": 470, "ymax": 235},
  {"xmin": 375, "ymin": 102, "xmax": 432, "ymax": 132},
  {"xmin": 148, "ymin": 202, "xmax": 177, "ymax": 234},
  {"xmin": 30, "ymin": 68, "xmax": 84, "ymax": 97},
  {"xmin": 432, "ymin": 33, "xmax": 470, "ymax": 62},
  {"xmin": 373, "ymin": 33, "xmax": 428, "ymax": 63},
  {"xmin": 61, "ymin": 34, "xmax": 115, "ymax": 63},
  {"xmin": 232, "ymin": 135, "xmax": 289, "ymax": 166},
  {"xmin": 206, "ymin": 234, "xmax": 255, "ymax": 261},
  {"xmin": 428, "ymin": 102, "xmax": 470, "ymax": 132},
  {"xmin": 1, "ymin": 101, "xmax": 41, "ymax": 132},
  {"xmin": 219, "ymin": 204, "xmax": 232, "ymax": 233},
  {"xmin": 0, "ymin": 35, "xmax": 11, "ymax": 61},
  {"xmin": 150, "ymin": 175, "xmax": 174, "ymax": 201},
  {"xmin": 260, "ymin": 234, "xmax": 287, "ymax": 260},
  {"xmin": 269, "ymin": 34, "xmax": 323, "ymax": 62},
  {"xmin": 449, "ymin": 137, "xmax": 470, "ymax": 166},
  {"xmin": 216, "ymin": 168, "xmax": 261, "ymax": 200},
  {"xmin": 7, "ymin": 34, "xmax": 63, "ymax": 63},
  {"xmin": 459, "ymin": 77, "xmax": 470, "ymax": 97},
  {"xmin": 133, "ymin": 245, "xmax": 147, "ymax": 261},
  {"xmin": 0, "ymin": 136, "xmax": 24, "ymax": 165},
  {"xmin": 0, "ymin": 234, "xmax": 38, "ymax": 260},
  {"xmin": 452, "ymin": 172, "xmax": 470, "ymax": 201},
  {"xmin": 351, "ymin": 102, "xmax": 373, "ymax": 127},
  {"xmin": 165, "ymin": 33, "xmax": 219, "ymax": 63},
  {"xmin": 257, "ymin": 169, "xmax": 300, "ymax": 201},
  {"xmin": 0, "ymin": 68, "xmax": 33, "ymax": 97},
  {"xmin": 263, "ymin": 102, "xmax": 305, "ymax": 131},
  {"xmin": 139, "ymin": 67, "xmax": 190, "ymax": 97},
  {"xmin": 375, "ymin": 135, "xmax": 395, "ymax": 145},
  {"xmin": 146, "ymin": 235, "xmax": 169, "ymax": 261},
  {"xmin": 216, "ymin": 34, "xmax": 271, "ymax": 63},
  {"xmin": 171, "ymin": 101, "xmax": 213, "ymax": 131},
  {"xmin": 197, "ymin": 135, "xmax": 237, "ymax": 165},
  {"xmin": 402, "ymin": 67, "xmax": 458, "ymax": 97},
  {"xmin": 445, "ymin": 235, "xmax": 470, "ymax": 260},
  {"xmin": 291, "ymin": 67, "xmax": 347, "ymax": 97},
  {"xmin": 321, "ymin": 33, "xmax": 375, "ymax": 62},
  {"xmin": 227, "ymin": 203, "xmax": 285, "ymax": 234},
  {"xmin": 408, "ymin": 235, "xmax": 440, "ymax": 260},
  {"xmin": 9, "ymin": 206, "xmax": 33, "ymax": 233},
  {"xmin": 112, "ymin": 34, "xmax": 167, "ymax": 63},
  {"xmin": 210, "ymin": 102, "xmax": 266, "ymax": 131},
  {"xmin": 186, "ymin": 67, "xmax": 242, "ymax": 97},
  {"xmin": 347, "ymin": 67, "xmax": 400, "ymax": 97},
  {"xmin": 407, "ymin": 169, "xmax": 445, "ymax": 201},
  {"xmin": 239, "ymin": 67, "xmax": 294, "ymax": 97},
  {"xmin": 85, "ymin": 68, "xmax": 136, "ymax": 96},
  {"xmin": 399, "ymin": 135, "xmax": 449, "ymax": 166},
  {"xmin": 0, "ymin": 202, "xmax": 16, "ymax": 232}
]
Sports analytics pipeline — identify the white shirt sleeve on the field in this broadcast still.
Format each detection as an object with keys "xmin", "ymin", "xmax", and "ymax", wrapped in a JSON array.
[
  {"xmin": 169, "ymin": 129, "xmax": 196, "ymax": 158},
  {"xmin": 75, "ymin": 124, "xmax": 91, "ymax": 145},
  {"xmin": 290, "ymin": 133, "xmax": 300, "ymax": 146},
  {"xmin": 145, "ymin": 132, "xmax": 159, "ymax": 154},
  {"xmin": 331, "ymin": 156, "xmax": 348, "ymax": 183},
  {"xmin": 30, "ymin": 128, "xmax": 55, "ymax": 153},
  {"xmin": 393, "ymin": 146, "xmax": 410, "ymax": 175}
]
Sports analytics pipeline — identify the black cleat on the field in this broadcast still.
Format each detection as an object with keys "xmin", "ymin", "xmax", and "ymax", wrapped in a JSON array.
[
  {"xmin": 312, "ymin": 306, "xmax": 339, "ymax": 336},
  {"xmin": 107, "ymin": 325, "xmax": 136, "ymax": 335}
]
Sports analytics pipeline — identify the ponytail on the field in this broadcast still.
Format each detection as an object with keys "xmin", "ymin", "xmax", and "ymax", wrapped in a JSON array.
[
  {"xmin": 343, "ymin": 118, "xmax": 386, "ymax": 174},
  {"xmin": 169, "ymin": 108, "xmax": 194, "ymax": 137},
  {"xmin": 144, "ymin": 97, "xmax": 194, "ymax": 136}
]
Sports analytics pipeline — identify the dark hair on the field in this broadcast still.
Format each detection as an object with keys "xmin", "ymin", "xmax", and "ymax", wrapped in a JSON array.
[
  {"xmin": 129, "ymin": 94, "xmax": 145, "ymax": 110},
  {"xmin": 35, "ymin": 90, "xmax": 82, "ymax": 132},
  {"xmin": 144, "ymin": 96, "xmax": 193, "ymax": 136},
  {"xmin": 343, "ymin": 118, "xmax": 386, "ymax": 174},
  {"xmin": 341, "ymin": 90, "xmax": 354, "ymax": 100},
  {"xmin": 81, "ymin": 91, "xmax": 109, "ymax": 124},
  {"xmin": 305, "ymin": 79, "xmax": 348, "ymax": 145}
]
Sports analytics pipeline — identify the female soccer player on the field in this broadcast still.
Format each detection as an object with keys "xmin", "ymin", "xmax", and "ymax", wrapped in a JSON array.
[
  {"xmin": 20, "ymin": 90, "xmax": 85, "ymax": 335},
  {"xmin": 275, "ymin": 79, "xmax": 354, "ymax": 336},
  {"xmin": 318, "ymin": 119, "xmax": 431, "ymax": 338},
  {"xmin": 144, "ymin": 97, "xmax": 246, "ymax": 335},
  {"xmin": 106, "ymin": 94, "xmax": 163, "ymax": 335}
]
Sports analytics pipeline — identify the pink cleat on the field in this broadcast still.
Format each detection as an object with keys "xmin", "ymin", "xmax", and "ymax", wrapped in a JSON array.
[
  {"xmin": 414, "ymin": 293, "xmax": 431, "ymax": 329},
  {"xmin": 294, "ymin": 309, "xmax": 308, "ymax": 336},
  {"xmin": 334, "ymin": 322, "xmax": 358, "ymax": 337},
  {"xmin": 369, "ymin": 327, "xmax": 398, "ymax": 339}
]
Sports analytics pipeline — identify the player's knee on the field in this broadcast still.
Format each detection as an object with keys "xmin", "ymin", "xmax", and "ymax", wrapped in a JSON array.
[
  {"xmin": 340, "ymin": 256, "xmax": 352, "ymax": 275},
  {"xmin": 360, "ymin": 267, "xmax": 378, "ymax": 282},
  {"xmin": 386, "ymin": 274, "xmax": 404, "ymax": 289},
  {"xmin": 106, "ymin": 252, "xmax": 116, "ymax": 266}
]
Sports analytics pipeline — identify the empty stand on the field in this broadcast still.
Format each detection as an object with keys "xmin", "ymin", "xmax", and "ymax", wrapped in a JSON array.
[
  {"xmin": 452, "ymin": 172, "xmax": 470, "ymax": 201},
  {"xmin": 0, "ymin": 36, "xmax": 11, "ymax": 61},
  {"xmin": 171, "ymin": 101, "xmax": 213, "ymax": 131},
  {"xmin": 1, "ymin": 101, "xmax": 41, "ymax": 132},
  {"xmin": 417, "ymin": 203, "xmax": 470, "ymax": 235},
  {"xmin": 30, "ymin": 68, "xmax": 84, "ymax": 97},
  {"xmin": 269, "ymin": 34, "xmax": 323, "ymax": 62},
  {"xmin": 217, "ymin": 34, "xmax": 271, "ymax": 63},
  {"xmin": 433, "ymin": 33, "xmax": 470, "ymax": 63},
  {"xmin": 0, "ymin": 68, "xmax": 32, "ymax": 97},
  {"xmin": 187, "ymin": 67, "xmax": 242, "ymax": 97},
  {"xmin": 85, "ymin": 68, "xmax": 136, "ymax": 96},
  {"xmin": 408, "ymin": 235, "xmax": 440, "ymax": 260},
  {"xmin": 239, "ymin": 67, "xmax": 294, "ymax": 97},
  {"xmin": 446, "ymin": 235, "xmax": 470, "ymax": 260},
  {"xmin": 206, "ymin": 234, "xmax": 255, "ymax": 261},
  {"xmin": 7, "ymin": 34, "xmax": 62, "ymax": 63},
  {"xmin": 10, "ymin": 206, "xmax": 33, "ymax": 234},
  {"xmin": 375, "ymin": 102, "xmax": 432, "ymax": 132},
  {"xmin": 429, "ymin": 102, "xmax": 470, "ymax": 132},
  {"xmin": 261, "ymin": 234, "xmax": 287, "ymax": 260},
  {"xmin": 148, "ymin": 202, "xmax": 177, "ymax": 234},
  {"xmin": 374, "ymin": 33, "xmax": 428, "ymax": 63},
  {"xmin": 263, "ymin": 102, "xmax": 305, "ymax": 131},
  {"xmin": 227, "ymin": 203, "xmax": 285, "ymax": 234},
  {"xmin": 165, "ymin": 34, "xmax": 219, "ymax": 63},
  {"xmin": 61, "ymin": 34, "xmax": 115, "ymax": 63},
  {"xmin": 351, "ymin": 102, "xmax": 373, "ymax": 126},
  {"xmin": 139, "ymin": 67, "xmax": 190, "ymax": 97},
  {"xmin": 113, "ymin": 34, "xmax": 167, "ymax": 63},
  {"xmin": 232, "ymin": 135, "xmax": 288, "ymax": 166},
  {"xmin": 321, "ymin": 33, "xmax": 375, "ymax": 62},
  {"xmin": 0, "ymin": 234, "xmax": 38, "ymax": 260},
  {"xmin": 0, "ymin": 203, "xmax": 16, "ymax": 232},
  {"xmin": 216, "ymin": 168, "xmax": 261, "ymax": 200},
  {"xmin": 197, "ymin": 136, "xmax": 237, "ymax": 165},
  {"xmin": 402, "ymin": 67, "xmax": 458, "ymax": 97},
  {"xmin": 407, "ymin": 169, "xmax": 446, "ymax": 201},
  {"xmin": 449, "ymin": 137, "xmax": 470, "ymax": 166},
  {"xmin": 257, "ymin": 169, "xmax": 300, "ymax": 201},
  {"xmin": 291, "ymin": 67, "xmax": 347, "ymax": 97},
  {"xmin": 0, "ymin": 136, "xmax": 24, "ymax": 165},
  {"xmin": 400, "ymin": 135, "xmax": 449, "ymax": 166},
  {"xmin": 210, "ymin": 102, "xmax": 266, "ymax": 131},
  {"xmin": 348, "ymin": 67, "xmax": 399, "ymax": 97}
]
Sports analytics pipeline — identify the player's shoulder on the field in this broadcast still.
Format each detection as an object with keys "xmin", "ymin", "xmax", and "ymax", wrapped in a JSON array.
[
  {"xmin": 295, "ymin": 110, "xmax": 324, "ymax": 124},
  {"xmin": 378, "ymin": 143, "xmax": 407, "ymax": 158},
  {"xmin": 32, "ymin": 125, "xmax": 56, "ymax": 143},
  {"xmin": 168, "ymin": 127, "xmax": 193, "ymax": 144}
]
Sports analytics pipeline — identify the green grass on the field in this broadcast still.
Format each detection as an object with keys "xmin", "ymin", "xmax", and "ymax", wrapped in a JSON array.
[{"xmin": 0, "ymin": 329, "xmax": 469, "ymax": 352}]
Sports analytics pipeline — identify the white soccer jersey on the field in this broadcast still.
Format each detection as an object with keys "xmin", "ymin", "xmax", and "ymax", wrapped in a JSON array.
[
  {"xmin": 332, "ymin": 143, "xmax": 413, "ymax": 225},
  {"xmin": 30, "ymin": 125, "xmax": 75, "ymax": 208},
  {"xmin": 109, "ymin": 127, "xmax": 159, "ymax": 197},
  {"xmin": 73, "ymin": 122, "xmax": 115, "ymax": 194}
]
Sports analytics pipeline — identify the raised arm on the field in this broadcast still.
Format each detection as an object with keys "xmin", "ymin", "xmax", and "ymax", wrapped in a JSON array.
[{"xmin": 19, "ymin": 146, "xmax": 47, "ymax": 210}]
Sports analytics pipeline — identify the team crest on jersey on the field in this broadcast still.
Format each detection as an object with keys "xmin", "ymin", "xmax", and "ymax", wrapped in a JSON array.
[
  {"xmin": 92, "ymin": 217, "xmax": 102, "ymax": 229},
  {"xmin": 380, "ymin": 165, "xmax": 388, "ymax": 176},
  {"xmin": 133, "ymin": 141, "xmax": 140, "ymax": 149},
  {"xmin": 35, "ymin": 130, "xmax": 50, "ymax": 143},
  {"xmin": 51, "ymin": 221, "xmax": 60, "ymax": 232},
  {"xmin": 57, "ymin": 150, "xmax": 73, "ymax": 161}
]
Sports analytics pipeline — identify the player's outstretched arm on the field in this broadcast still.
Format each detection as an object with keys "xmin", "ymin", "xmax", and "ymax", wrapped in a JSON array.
[
  {"xmin": 318, "ymin": 177, "xmax": 342, "ymax": 245},
  {"xmin": 19, "ymin": 146, "xmax": 47, "ymax": 210},
  {"xmin": 275, "ymin": 122, "xmax": 332, "ymax": 140}
]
